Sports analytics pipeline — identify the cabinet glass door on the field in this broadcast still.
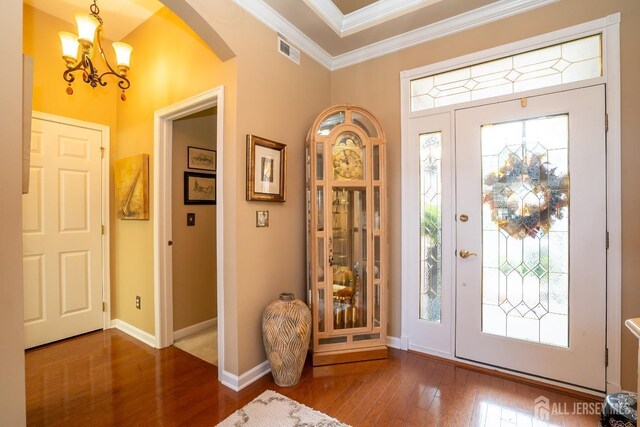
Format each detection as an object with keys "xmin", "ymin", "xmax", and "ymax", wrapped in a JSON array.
[{"xmin": 331, "ymin": 188, "xmax": 367, "ymax": 330}]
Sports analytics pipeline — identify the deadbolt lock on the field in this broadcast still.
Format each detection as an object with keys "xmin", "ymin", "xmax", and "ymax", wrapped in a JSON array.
[{"xmin": 459, "ymin": 214, "xmax": 469, "ymax": 222}]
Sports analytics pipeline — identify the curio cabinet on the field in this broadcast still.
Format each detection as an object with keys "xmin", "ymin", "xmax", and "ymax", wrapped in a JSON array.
[{"xmin": 306, "ymin": 105, "xmax": 387, "ymax": 366}]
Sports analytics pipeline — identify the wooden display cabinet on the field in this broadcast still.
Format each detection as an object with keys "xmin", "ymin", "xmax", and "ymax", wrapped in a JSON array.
[{"xmin": 306, "ymin": 105, "xmax": 387, "ymax": 366}]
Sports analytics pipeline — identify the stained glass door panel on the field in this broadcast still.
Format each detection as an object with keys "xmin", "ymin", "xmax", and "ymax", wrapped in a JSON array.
[
  {"xmin": 455, "ymin": 86, "xmax": 606, "ymax": 391},
  {"xmin": 404, "ymin": 112, "xmax": 454, "ymax": 355},
  {"xmin": 481, "ymin": 115, "xmax": 569, "ymax": 347}
]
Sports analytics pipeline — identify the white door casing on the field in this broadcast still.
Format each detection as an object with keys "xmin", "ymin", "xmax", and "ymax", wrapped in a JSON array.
[
  {"xmin": 23, "ymin": 115, "xmax": 107, "ymax": 348},
  {"xmin": 455, "ymin": 85, "xmax": 607, "ymax": 392},
  {"xmin": 154, "ymin": 86, "xmax": 227, "ymax": 384},
  {"xmin": 401, "ymin": 15, "xmax": 621, "ymax": 393}
]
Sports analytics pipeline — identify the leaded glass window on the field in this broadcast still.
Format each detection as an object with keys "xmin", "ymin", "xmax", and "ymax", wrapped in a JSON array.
[
  {"xmin": 411, "ymin": 35, "xmax": 602, "ymax": 112},
  {"xmin": 481, "ymin": 115, "xmax": 569, "ymax": 347},
  {"xmin": 420, "ymin": 132, "xmax": 442, "ymax": 322}
]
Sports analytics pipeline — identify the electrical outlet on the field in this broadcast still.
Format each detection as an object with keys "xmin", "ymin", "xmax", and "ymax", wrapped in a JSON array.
[{"xmin": 136, "ymin": 296, "xmax": 141, "ymax": 310}]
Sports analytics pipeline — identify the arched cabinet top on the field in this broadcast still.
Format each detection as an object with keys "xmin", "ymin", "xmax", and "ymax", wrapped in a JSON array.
[{"xmin": 308, "ymin": 105, "xmax": 386, "ymax": 143}]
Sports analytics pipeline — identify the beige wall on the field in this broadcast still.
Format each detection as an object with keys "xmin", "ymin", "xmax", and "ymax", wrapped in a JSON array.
[
  {"xmin": 0, "ymin": 0, "xmax": 26, "ymax": 422},
  {"xmin": 161, "ymin": 0, "xmax": 332, "ymax": 374},
  {"xmin": 204, "ymin": 5, "xmax": 332, "ymax": 374},
  {"xmin": 331, "ymin": 0, "xmax": 640, "ymax": 391},
  {"xmin": 172, "ymin": 108, "xmax": 218, "ymax": 331}
]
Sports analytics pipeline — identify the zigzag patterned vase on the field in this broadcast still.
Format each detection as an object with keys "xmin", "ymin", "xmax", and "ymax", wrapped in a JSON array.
[{"xmin": 262, "ymin": 293, "xmax": 311, "ymax": 386}]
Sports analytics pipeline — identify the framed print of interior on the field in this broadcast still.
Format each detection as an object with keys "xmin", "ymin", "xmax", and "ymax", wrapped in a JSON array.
[{"xmin": 246, "ymin": 134, "xmax": 286, "ymax": 202}]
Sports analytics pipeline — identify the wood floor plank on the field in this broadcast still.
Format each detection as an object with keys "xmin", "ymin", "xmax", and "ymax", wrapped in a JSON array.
[{"xmin": 25, "ymin": 330, "xmax": 602, "ymax": 426}]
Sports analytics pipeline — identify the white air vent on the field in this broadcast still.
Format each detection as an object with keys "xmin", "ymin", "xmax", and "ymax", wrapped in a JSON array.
[{"xmin": 278, "ymin": 36, "xmax": 300, "ymax": 65}]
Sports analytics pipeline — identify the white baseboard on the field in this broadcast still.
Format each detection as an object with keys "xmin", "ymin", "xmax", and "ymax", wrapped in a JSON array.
[
  {"xmin": 173, "ymin": 318, "xmax": 217, "ymax": 340},
  {"xmin": 221, "ymin": 360, "xmax": 271, "ymax": 392},
  {"xmin": 112, "ymin": 319, "xmax": 157, "ymax": 348},
  {"xmin": 387, "ymin": 335, "xmax": 402, "ymax": 349}
]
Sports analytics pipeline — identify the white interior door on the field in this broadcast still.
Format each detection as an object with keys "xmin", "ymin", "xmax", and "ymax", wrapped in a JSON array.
[
  {"xmin": 455, "ymin": 85, "xmax": 607, "ymax": 391},
  {"xmin": 23, "ymin": 117, "xmax": 104, "ymax": 349}
]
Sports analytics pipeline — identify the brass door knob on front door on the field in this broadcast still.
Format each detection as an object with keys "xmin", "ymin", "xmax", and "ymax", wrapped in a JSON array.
[{"xmin": 459, "ymin": 249, "xmax": 477, "ymax": 259}]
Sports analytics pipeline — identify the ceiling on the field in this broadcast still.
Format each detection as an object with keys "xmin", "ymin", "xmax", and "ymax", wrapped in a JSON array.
[
  {"xmin": 23, "ymin": 0, "xmax": 163, "ymax": 41},
  {"xmin": 25, "ymin": 0, "xmax": 557, "ymax": 70}
]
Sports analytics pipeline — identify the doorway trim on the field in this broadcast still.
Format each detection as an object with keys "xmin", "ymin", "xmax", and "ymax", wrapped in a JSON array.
[
  {"xmin": 153, "ymin": 86, "xmax": 225, "ymax": 380},
  {"xmin": 399, "ymin": 14, "xmax": 621, "ymax": 393},
  {"xmin": 29, "ymin": 111, "xmax": 112, "ymax": 330}
]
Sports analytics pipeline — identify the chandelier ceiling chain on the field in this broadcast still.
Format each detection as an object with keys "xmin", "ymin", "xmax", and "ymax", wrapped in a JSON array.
[{"xmin": 58, "ymin": 0, "xmax": 133, "ymax": 101}]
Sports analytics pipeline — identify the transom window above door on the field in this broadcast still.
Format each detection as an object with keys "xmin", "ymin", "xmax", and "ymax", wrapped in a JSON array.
[{"xmin": 410, "ymin": 34, "xmax": 602, "ymax": 112}]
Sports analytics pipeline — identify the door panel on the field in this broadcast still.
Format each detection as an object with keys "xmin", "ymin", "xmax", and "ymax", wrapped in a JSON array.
[
  {"xmin": 455, "ymin": 85, "xmax": 606, "ymax": 391},
  {"xmin": 23, "ymin": 117, "xmax": 104, "ymax": 348}
]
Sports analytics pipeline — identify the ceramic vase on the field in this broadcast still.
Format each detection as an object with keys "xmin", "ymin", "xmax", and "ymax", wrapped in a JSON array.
[{"xmin": 262, "ymin": 292, "xmax": 311, "ymax": 386}]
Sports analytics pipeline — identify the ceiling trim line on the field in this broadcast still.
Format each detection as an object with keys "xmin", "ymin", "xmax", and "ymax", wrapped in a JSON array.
[
  {"xmin": 332, "ymin": 0, "xmax": 559, "ymax": 70},
  {"xmin": 233, "ymin": 0, "xmax": 559, "ymax": 71},
  {"xmin": 232, "ymin": 0, "xmax": 334, "ymax": 68},
  {"xmin": 301, "ymin": 0, "xmax": 343, "ymax": 36},
  {"xmin": 341, "ymin": 0, "xmax": 441, "ymax": 37},
  {"xmin": 303, "ymin": 0, "xmax": 443, "ymax": 37}
]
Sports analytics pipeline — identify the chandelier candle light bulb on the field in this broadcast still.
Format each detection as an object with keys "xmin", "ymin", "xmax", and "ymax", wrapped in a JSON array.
[
  {"xmin": 75, "ymin": 13, "xmax": 99, "ymax": 46},
  {"xmin": 112, "ymin": 42, "xmax": 133, "ymax": 73},
  {"xmin": 59, "ymin": 0, "xmax": 132, "ymax": 100},
  {"xmin": 58, "ymin": 32, "xmax": 79, "ymax": 66}
]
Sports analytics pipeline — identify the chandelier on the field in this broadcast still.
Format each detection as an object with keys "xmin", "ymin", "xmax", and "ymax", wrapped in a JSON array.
[{"xmin": 58, "ymin": 0, "xmax": 133, "ymax": 101}]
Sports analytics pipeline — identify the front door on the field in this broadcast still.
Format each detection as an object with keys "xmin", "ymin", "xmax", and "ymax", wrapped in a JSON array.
[
  {"xmin": 23, "ymin": 116, "xmax": 105, "ymax": 348},
  {"xmin": 455, "ymin": 85, "xmax": 606, "ymax": 391}
]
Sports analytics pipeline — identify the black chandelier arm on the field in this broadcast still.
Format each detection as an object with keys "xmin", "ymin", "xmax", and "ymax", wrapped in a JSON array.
[
  {"xmin": 96, "ymin": 70, "xmax": 130, "ymax": 90},
  {"xmin": 62, "ymin": 64, "xmax": 80, "ymax": 84},
  {"xmin": 94, "ymin": 27, "xmax": 130, "ymax": 91}
]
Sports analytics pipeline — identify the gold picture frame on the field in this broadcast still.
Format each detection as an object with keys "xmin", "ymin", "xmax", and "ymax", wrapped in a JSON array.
[
  {"xmin": 246, "ymin": 134, "xmax": 286, "ymax": 202},
  {"xmin": 114, "ymin": 154, "xmax": 149, "ymax": 220}
]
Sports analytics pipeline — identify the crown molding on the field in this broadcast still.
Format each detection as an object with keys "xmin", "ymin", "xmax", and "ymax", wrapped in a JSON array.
[
  {"xmin": 341, "ymin": 0, "xmax": 442, "ymax": 37},
  {"xmin": 233, "ymin": 0, "xmax": 334, "ymax": 68},
  {"xmin": 233, "ymin": 0, "xmax": 559, "ymax": 71},
  {"xmin": 302, "ymin": 0, "xmax": 442, "ymax": 37},
  {"xmin": 301, "ymin": 0, "xmax": 343, "ymax": 35},
  {"xmin": 333, "ymin": 0, "xmax": 558, "ymax": 69}
]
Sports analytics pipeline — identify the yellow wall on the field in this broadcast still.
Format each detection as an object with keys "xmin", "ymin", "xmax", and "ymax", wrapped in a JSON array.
[
  {"xmin": 22, "ymin": 6, "xmax": 118, "ymax": 128},
  {"xmin": 172, "ymin": 108, "xmax": 217, "ymax": 331},
  {"xmin": 115, "ymin": 1, "xmax": 332, "ymax": 375},
  {"xmin": 0, "ymin": 0, "xmax": 26, "ymax": 422},
  {"xmin": 23, "ymin": 5, "xmax": 120, "ymax": 312},
  {"xmin": 113, "ymin": 7, "xmax": 236, "ymax": 335},
  {"xmin": 331, "ymin": 0, "xmax": 640, "ymax": 390}
]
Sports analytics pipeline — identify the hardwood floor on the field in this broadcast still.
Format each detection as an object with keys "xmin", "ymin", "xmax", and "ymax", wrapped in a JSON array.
[{"xmin": 26, "ymin": 329, "xmax": 601, "ymax": 426}]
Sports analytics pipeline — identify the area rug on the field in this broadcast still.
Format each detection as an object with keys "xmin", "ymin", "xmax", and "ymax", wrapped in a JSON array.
[
  {"xmin": 217, "ymin": 390, "xmax": 349, "ymax": 426},
  {"xmin": 173, "ymin": 326, "xmax": 217, "ymax": 365}
]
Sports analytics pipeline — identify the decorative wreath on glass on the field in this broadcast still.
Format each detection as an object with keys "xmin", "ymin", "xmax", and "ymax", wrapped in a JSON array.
[{"xmin": 482, "ymin": 150, "xmax": 569, "ymax": 239}]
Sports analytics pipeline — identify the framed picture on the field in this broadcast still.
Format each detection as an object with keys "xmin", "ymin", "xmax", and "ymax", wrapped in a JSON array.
[
  {"xmin": 184, "ymin": 171, "xmax": 216, "ymax": 204},
  {"xmin": 246, "ymin": 134, "xmax": 286, "ymax": 202},
  {"xmin": 114, "ymin": 154, "xmax": 150, "ymax": 220},
  {"xmin": 256, "ymin": 210, "xmax": 269, "ymax": 227},
  {"xmin": 188, "ymin": 146, "xmax": 216, "ymax": 171}
]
